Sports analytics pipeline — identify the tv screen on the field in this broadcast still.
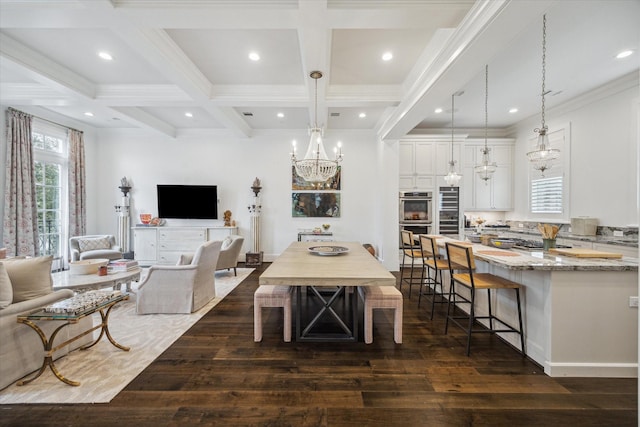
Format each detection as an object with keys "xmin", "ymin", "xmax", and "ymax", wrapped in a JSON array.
[{"xmin": 157, "ymin": 185, "xmax": 218, "ymax": 219}]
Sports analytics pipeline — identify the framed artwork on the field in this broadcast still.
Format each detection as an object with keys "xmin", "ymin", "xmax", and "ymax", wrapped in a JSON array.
[
  {"xmin": 292, "ymin": 192, "xmax": 340, "ymax": 217},
  {"xmin": 291, "ymin": 166, "xmax": 341, "ymax": 191}
]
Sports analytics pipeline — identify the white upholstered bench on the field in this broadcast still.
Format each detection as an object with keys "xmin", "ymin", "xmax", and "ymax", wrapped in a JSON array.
[
  {"xmin": 358, "ymin": 285, "xmax": 403, "ymax": 344},
  {"xmin": 254, "ymin": 285, "xmax": 292, "ymax": 342}
]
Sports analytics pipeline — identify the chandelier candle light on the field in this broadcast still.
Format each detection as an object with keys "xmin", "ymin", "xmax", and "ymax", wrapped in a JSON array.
[
  {"xmin": 474, "ymin": 64, "xmax": 497, "ymax": 183},
  {"xmin": 444, "ymin": 91, "xmax": 463, "ymax": 186},
  {"xmin": 291, "ymin": 71, "xmax": 343, "ymax": 183},
  {"xmin": 527, "ymin": 14, "xmax": 559, "ymax": 176}
]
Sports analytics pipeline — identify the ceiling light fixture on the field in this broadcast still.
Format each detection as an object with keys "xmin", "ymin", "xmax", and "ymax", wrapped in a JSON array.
[
  {"xmin": 359, "ymin": 112, "xmax": 366, "ymax": 118},
  {"xmin": 616, "ymin": 50, "xmax": 633, "ymax": 59},
  {"xmin": 382, "ymin": 52, "xmax": 393, "ymax": 61},
  {"xmin": 474, "ymin": 64, "xmax": 497, "ymax": 183},
  {"xmin": 444, "ymin": 92, "xmax": 463, "ymax": 187},
  {"xmin": 509, "ymin": 108, "xmax": 518, "ymax": 113},
  {"xmin": 98, "ymin": 51, "xmax": 113, "ymax": 61},
  {"xmin": 290, "ymin": 71, "xmax": 343, "ymax": 183},
  {"xmin": 84, "ymin": 112, "xmax": 94, "ymax": 117},
  {"xmin": 185, "ymin": 112, "xmax": 193, "ymax": 118},
  {"xmin": 434, "ymin": 108, "xmax": 443, "ymax": 114},
  {"xmin": 248, "ymin": 52, "xmax": 260, "ymax": 61},
  {"xmin": 527, "ymin": 14, "xmax": 559, "ymax": 177},
  {"xmin": 277, "ymin": 112, "xmax": 284, "ymax": 118}
]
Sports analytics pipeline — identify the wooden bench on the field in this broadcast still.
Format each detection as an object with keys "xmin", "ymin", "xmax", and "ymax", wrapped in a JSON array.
[
  {"xmin": 358, "ymin": 285, "xmax": 403, "ymax": 344},
  {"xmin": 254, "ymin": 285, "xmax": 292, "ymax": 342}
]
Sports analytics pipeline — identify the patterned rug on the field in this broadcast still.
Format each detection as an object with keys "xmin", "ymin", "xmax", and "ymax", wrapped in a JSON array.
[{"xmin": 0, "ymin": 268, "xmax": 254, "ymax": 404}]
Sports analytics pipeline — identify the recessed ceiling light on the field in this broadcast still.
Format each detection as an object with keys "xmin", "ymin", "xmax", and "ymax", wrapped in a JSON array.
[
  {"xmin": 277, "ymin": 112, "xmax": 284, "ymax": 118},
  {"xmin": 84, "ymin": 112, "xmax": 94, "ymax": 117},
  {"xmin": 185, "ymin": 112, "xmax": 193, "ymax": 118},
  {"xmin": 382, "ymin": 52, "xmax": 393, "ymax": 61},
  {"xmin": 98, "ymin": 51, "xmax": 113, "ymax": 61},
  {"xmin": 248, "ymin": 52, "xmax": 260, "ymax": 61},
  {"xmin": 434, "ymin": 108, "xmax": 443, "ymax": 114},
  {"xmin": 359, "ymin": 112, "xmax": 366, "ymax": 118},
  {"xmin": 509, "ymin": 108, "xmax": 518, "ymax": 114},
  {"xmin": 616, "ymin": 50, "xmax": 633, "ymax": 59}
]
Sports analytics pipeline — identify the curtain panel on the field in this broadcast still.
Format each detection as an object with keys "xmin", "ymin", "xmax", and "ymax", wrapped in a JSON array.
[
  {"xmin": 3, "ymin": 108, "xmax": 38, "ymax": 256},
  {"xmin": 68, "ymin": 129, "xmax": 86, "ymax": 238}
]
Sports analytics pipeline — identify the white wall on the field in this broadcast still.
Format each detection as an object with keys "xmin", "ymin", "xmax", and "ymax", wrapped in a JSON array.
[
  {"xmin": 506, "ymin": 73, "xmax": 639, "ymax": 227},
  {"xmin": 95, "ymin": 128, "xmax": 400, "ymax": 269}
]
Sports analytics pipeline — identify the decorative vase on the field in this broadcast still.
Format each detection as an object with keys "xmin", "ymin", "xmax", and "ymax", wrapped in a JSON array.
[{"xmin": 139, "ymin": 213, "xmax": 152, "ymax": 225}]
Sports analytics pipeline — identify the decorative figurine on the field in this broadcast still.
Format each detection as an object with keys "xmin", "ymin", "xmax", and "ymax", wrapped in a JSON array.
[{"xmin": 223, "ymin": 210, "xmax": 232, "ymax": 227}]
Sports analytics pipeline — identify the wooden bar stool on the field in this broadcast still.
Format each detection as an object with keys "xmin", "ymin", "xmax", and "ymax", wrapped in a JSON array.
[
  {"xmin": 254, "ymin": 285, "xmax": 293, "ymax": 342},
  {"xmin": 358, "ymin": 285, "xmax": 403, "ymax": 344},
  {"xmin": 418, "ymin": 235, "xmax": 450, "ymax": 319},
  {"xmin": 444, "ymin": 242, "xmax": 525, "ymax": 356},
  {"xmin": 399, "ymin": 230, "xmax": 424, "ymax": 299}
]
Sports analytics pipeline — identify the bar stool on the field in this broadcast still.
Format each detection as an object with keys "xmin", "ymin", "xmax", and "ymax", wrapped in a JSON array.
[
  {"xmin": 444, "ymin": 242, "xmax": 525, "ymax": 356},
  {"xmin": 399, "ymin": 230, "xmax": 424, "ymax": 299},
  {"xmin": 418, "ymin": 235, "xmax": 450, "ymax": 319},
  {"xmin": 254, "ymin": 285, "xmax": 292, "ymax": 342}
]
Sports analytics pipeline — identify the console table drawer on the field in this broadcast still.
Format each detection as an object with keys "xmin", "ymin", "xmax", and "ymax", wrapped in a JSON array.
[
  {"xmin": 157, "ymin": 251, "xmax": 187, "ymax": 264},
  {"xmin": 158, "ymin": 240, "xmax": 202, "ymax": 251},
  {"xmin": 158, "ymin": 229, "xmax": 205, "ymax": 241}
]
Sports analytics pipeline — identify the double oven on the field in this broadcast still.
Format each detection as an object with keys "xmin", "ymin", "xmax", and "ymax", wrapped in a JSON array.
[{"xmin": 399, "ymin": 191, "xmax": 432, "ymax": 247}]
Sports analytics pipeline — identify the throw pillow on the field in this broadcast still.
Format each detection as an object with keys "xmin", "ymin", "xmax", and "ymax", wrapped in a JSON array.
[
  {"xmin": 221, "ymin": 236, "xmax": 233, "ymax": 250},
  {"xmin": 4, "ymin": 256, "xmax": 53, "ymax": 303},
  {"xmin": 78, "ymin": 237, "xmax": 111, "ymax": 252},
  {"xmin": 0, "ymin": 263, "xmax": 13, "ymax": 309}
]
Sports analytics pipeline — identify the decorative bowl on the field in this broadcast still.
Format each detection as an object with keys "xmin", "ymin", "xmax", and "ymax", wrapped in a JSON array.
[
  {"xmin": 69, "ymin": 258, "xmax": 109, "ymax": 275},
  {"xmin": 140, "ymin": 213, "xmax": 152, "ymax": 225},
  {"xmin": 490, "ymin": 239, "xmax": 516, "ymax": 249},
  {"xmin": 467, "ymin": 234, "xmax": 482, "ymax": 243}
]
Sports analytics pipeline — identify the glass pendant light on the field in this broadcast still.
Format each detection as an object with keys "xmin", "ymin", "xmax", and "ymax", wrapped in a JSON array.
[
  {"xmin": 444, "ymin": 92, "xmax": 462, "ymax": 186},
  {"xmin": 474, "ymin": 64, "xmax": 497, "ymax": 183},
  {"xmin": 527, "ymin": 14, "xmax": 559, "ymax": 176}
]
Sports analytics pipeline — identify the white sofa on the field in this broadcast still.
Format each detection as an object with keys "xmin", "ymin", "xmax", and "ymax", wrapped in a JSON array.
[
  {"xmin": 0, "ymin": 256, "xmax": 93, "ymax": 390},
  {"xmin": 69, "ymin": 234, "xmax": 122, "ymax": 261}
]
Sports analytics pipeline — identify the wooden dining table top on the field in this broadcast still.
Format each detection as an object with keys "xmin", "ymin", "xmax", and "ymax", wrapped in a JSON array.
[{"xmin": 259, "ymin": 241, "xmax": 396, "ymax": 287}]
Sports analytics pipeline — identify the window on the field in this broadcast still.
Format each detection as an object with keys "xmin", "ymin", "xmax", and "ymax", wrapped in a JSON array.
[
  {"xmin": 528, "ymin": 126, "xmax": 570, "ymax": 219},
  {"xmin": 32, "ymin": 120, "xmax": 68, "ymax": 262}
]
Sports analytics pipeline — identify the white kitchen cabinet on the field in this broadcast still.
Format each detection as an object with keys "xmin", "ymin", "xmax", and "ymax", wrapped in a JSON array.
[
  {"xmin": 399, "ymin": 141, "xmax": 435, "ymax": 190},
  {"xmin": 463, "ymin": 140, "xmax": 514, "ymax": 211}
]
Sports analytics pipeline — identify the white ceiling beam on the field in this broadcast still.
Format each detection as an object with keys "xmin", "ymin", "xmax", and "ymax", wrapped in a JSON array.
[
  {"xmin": 110, "ymin": 106, "xmax": 176, "ymax": 137},
  {"xmin": 201, "ymin": 105, "xmax": 253, "ymax": 138}
]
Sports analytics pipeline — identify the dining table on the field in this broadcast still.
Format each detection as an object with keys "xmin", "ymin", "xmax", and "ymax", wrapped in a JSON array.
[{"xmin": 259, "ymin": 241, "xmax": 396, "ymax": 342}]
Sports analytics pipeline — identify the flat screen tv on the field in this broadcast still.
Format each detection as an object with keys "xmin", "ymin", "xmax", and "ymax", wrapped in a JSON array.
[{"xmin": 157, "ymin": 184, "xmax": 218, "ymax": 219}]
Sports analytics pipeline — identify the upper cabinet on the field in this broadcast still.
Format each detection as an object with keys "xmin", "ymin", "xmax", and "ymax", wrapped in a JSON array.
[
  {"xmin": 399, "ymin": 138, "xmax": 463, "ymax": 190},
  {"xmin": 462, "ymin": 139, "xmax": 515, "ymax": 211}
]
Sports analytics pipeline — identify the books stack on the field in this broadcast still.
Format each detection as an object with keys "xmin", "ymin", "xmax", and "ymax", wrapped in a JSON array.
[{"xmin": 108, "ymin": 259, "xmax": 139, "ymax": 272}]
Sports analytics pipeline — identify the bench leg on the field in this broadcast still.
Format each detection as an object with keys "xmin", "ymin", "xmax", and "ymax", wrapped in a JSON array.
[
  {"xmin": 364, "ymin": 303, "xmax": 373, "ymax": 344},
  {"xmin": 394, "ymin": 304, "xmax": 403, "ymax": 344},
  {"xmin": 254, "ymin": 304, "xmax": 262, "ymax": 342},
  {"xmin": 283, "ymin": 299, "xmax": 292, "ymax": 342}
]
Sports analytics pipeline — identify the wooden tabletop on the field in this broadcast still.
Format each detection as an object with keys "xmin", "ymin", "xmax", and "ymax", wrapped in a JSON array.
[{"xmin": 259, "ymin": 241, "xmax": 396, "ymax": 287}]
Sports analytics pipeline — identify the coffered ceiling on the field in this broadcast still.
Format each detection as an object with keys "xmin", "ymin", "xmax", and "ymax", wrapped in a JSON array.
[{"xmin": 0, "ymin": 0, "xmax": 638, "ymax": 140}]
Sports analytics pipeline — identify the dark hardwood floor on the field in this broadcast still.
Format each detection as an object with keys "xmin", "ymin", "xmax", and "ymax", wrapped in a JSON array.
[{"xmin": 2, "ymin": 264, "xmax": 637, "ymax": 426}]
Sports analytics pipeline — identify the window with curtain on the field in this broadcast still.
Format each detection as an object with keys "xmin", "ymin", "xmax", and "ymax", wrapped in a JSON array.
[
  {"xmin": 32, "ymin": 120, "xmax": 69, "ymax": 261},
  {"xmin": 528, "ymin": 126, "xmax": 570, "ymax": 219}
]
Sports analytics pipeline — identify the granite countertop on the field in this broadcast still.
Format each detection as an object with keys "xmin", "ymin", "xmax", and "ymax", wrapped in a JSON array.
[
  {"xmin": 439, "ymin": 237, "xmax": 638, "ymax": 272},
  {"xmin": 464, "ymin": 228, "xmax": 638, "ymax": 248}
]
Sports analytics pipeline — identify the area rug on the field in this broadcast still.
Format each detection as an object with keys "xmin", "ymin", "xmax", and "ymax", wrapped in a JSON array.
[{"xmin": 0, "ymin": 268, "xmax": 254, "ymax": 404}]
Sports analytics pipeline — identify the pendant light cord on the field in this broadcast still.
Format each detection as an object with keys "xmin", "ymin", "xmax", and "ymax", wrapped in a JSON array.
[
  {"xmin": 484, "ymin": 64, "xmax": 488, "ymax": 150},
  {"xmin": 541, "ymin": 14, "xmax": 546, "ymax": 131},
  {"xmin": 451, "ymin": 94, "xmax": 455, "ymax": 159}
]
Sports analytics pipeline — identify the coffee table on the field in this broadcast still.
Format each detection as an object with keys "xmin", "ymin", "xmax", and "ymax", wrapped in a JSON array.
[
  {"xmin": 52, "ymin": 267, "xmax": 142, "ymax": 293},
  {"xmin": 16, "ymin": 292, "xmax": 129, "ymax": 386}
]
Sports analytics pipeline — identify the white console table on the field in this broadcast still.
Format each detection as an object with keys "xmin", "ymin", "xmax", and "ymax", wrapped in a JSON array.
[{"xmin": 132, "ymin": 226, "xmax": 238, "ymax": 265}]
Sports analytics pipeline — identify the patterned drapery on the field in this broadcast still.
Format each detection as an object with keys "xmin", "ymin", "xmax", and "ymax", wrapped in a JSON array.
[
  {"xmin": 68, "ymin": 129, "xmax": 86, "ymax": 239},
  {"xmin": 3, "ymin": 108, "xmax": 38, "ymax": 256}
]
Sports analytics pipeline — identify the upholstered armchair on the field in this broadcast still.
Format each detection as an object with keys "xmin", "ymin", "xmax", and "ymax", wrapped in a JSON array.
[
  {"xmin": 69, "ymin": 235, "xmax": 122, "ymax": 261},
  {"xmin": 136, "ymin": 240, "xmax": 222, "ymax": 314},
  {"xmin": 216, "ymin": 235, "xmax": 244, "ymax": 275}
]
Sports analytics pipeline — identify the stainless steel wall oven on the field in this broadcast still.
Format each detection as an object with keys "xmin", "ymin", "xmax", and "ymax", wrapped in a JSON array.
[{"xmin": 399, "ymin": 191, "xmax": 432, "ymax": 246}]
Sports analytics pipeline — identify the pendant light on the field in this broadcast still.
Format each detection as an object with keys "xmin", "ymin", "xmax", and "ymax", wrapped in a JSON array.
[
  {"xmin": 291, "ymin": 71, "xmax": 343, "ymax": 183},
  {"xmin": 443, "ymin": 92, "xmax": 463, "ymax": 186},
  {"xmin": 527, "ymin": 14, "xmax": 559, "ymax": 176},
  {"xmin": 474, "ymin": 64, "xmax": 497, "ymax": 183}
]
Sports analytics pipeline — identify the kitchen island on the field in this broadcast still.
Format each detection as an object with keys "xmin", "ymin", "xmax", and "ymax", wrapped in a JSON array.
[{"xmin": 432, "ymin": 237, "xmax": 638, "ymax": 378}]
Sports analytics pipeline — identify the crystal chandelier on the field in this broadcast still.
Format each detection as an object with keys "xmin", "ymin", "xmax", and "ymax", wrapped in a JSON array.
[
  {"xmin": 443, "ymin": 92, "xmax": 462, "ymax": 186},
  {"xmin": 527, "ymin": 14, "xmax": 559, "ymax": 176},
  {"xmin": 291, "ymin": 71, "xmax": 343, "ymax": 183},
  {"xmin": 474, "ymin": 64, "xmax": 497, "ymax": 183}
]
